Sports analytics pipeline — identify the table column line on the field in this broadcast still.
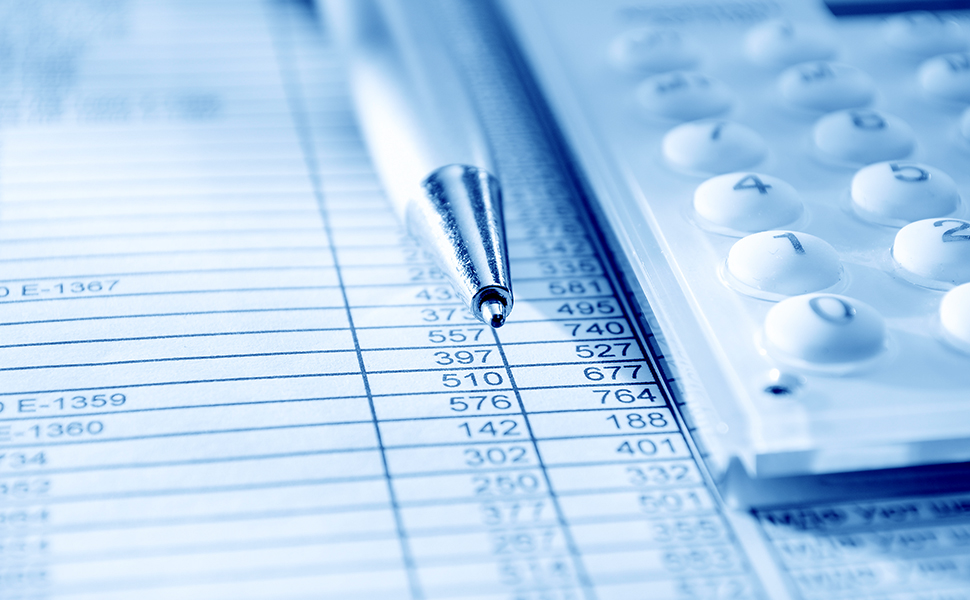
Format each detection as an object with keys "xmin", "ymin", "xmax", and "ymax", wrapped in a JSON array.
[
  {"xmin": 268, "ymin": 9, "xmax": 424, "ymax": 599},
  {"xmin": 490, "ymin": 327, "xmax": 598, "ymax": 600}
]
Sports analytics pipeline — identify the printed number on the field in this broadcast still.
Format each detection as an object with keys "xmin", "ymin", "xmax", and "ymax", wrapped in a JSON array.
[
  {"xmin": 51, "ymin": 394, "xmax": 126, "ymax": 410},
  {"xmin": 427, "ymin": 328, "xmax": 485, "ymax": 344},
  {"xmin": 583, "ymin": 365, "xmax": 642, "ymax": 381},
  {"xmin": 0, "ymin": 452, "xmax": 46, "ymax": 470},
  {"xmin": 773, "ymin": 232, "xmax": 805, "ymax": 254},
  {"xmin": 934, "ymin": 219, "xmax": 970, "ymax": 243},
  {"xmin": 442, "ymin": 372, "xmax": 504, "ymax": 388},
  {"xmin": 473, "ymin": 473, "xmax": 540, "ymax": 495},
  {"xmin": 799, "ymin": 62, "xmax": 834, "ymax": 81},
  {"xmin": 459, "ymin": 420, "xmax": 520, "ymax": 438},
  {"xmin": 890, "ymin": 163, "xmax": 929, "ymax": 182},
  {"xmin": 607, "ymin": 412, "xmax": 669, "ymax": 429},
  {"xmin": 564, "ymin": 321, "xmax": 626, "ymax": 337},
  {"xmin": 556, "ymin": 301, "xmax": 615, "ymax": 315},
  {"xmin": 421, "ymin": 308, "xmax": 475, "ymax": 322},
  {"xmin": 733, "ymin": 174, "xmax": 771, "ymax": 194},
  {"xmin": 595, "ymin": 387, "xmax": 658, "ymax": 404},
  {"xmin": 945, "ymin": 54, "xmax": 970, "ymax": 71},
  {"xmin": 464, "ymin": 446, "xmax": 528, "ymax": 467},
  {"xmin": 415, "ymin": 287, "xmax": 455, "ymax": 301},
  {"xmin": 709, "ymin": 122, "xmax": 726, "ymax": 140},
  {"xmin": 434, "ymin": 350, "xmax": 492, "ymax": 365},
  {"xmin": 808, "ymin": 296, "xmax": 855, "ymax": 324},
  {"xmin": 548, "ymin": 279, "xmax": 605, "ymax": 296},
  {"xmin": 29, "ymin": 421, "xmax": 103, "ymax": 438},
  {"xmin": 449, "ymin": 394, "xmax": 512, "ymax": 412},
  {"xmin": 575, "ymin": 343, "xmax": 631, "ymax": 359},
  {"xmin": 639, "ymin": 490, "xmax": 705, "ymax": 513},
  {"xmin": 627, "ymin": 463, "xmax": 692, "ymax": 486},
  {"xmin": 616, "ymin": 437, "xmax": 677, "ymax": 456},
  {"xmin": 850, "ymin": 110, "xmax": 885, "ymax": 130}
]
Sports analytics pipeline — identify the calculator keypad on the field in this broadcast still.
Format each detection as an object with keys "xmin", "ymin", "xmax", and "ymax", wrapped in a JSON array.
[
  {"xmin": 919, "ymin": 53, "xmax": 970, "ymax": 102},
  {"xmin": 893, "ymin": 218, "xmax": 970, "ymax": 288},
  {"xmin": 636, "ymin": 71, "xmax": 732, "ymax": 121},
  {"xmin": 726, "ymin": 231, "xmax": 842, "ymax": 299},
  {"xmin": 662, "ymin": 120, "xmax": 767, "ymax": 174},
  {"xmin": 692, "ymin": 172, "xmax": 802, "ymax": 234},
  {"xmin": 812, "ymin": 108, "xmax": 916, "ymax": 164},
  {"xmin": 850, "ymin": 161, "xmax": 960, "ymax": 226},
  {"xmin": 509, "ymin": 0, "xmax": 970, "ymax": 475},
  {"xmin": 609, "ymin": 28, "xmax": 700, "ymax": 73},
  {"xmin": 941, "ymin": 283, "xmax": 970, "ymax": 352},
  {"xmin": 778, "ymin": 61, "xmax": 875, "ymax": 112},
  {"xmin": 763, "ymin": 294, "xmax": 887, "ymax": 366},
  {"xmin": 744, "ymin": 19, "xmax": 835, "ymax": 67},
  {"xmin": 883, "ymin": 12, "xmax": 966, "ymax": 55}
]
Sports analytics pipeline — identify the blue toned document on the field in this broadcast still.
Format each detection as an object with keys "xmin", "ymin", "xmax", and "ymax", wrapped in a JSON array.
[{"xmin": 0, "ymin": 1, "xmax": 968, "ymax": 599}]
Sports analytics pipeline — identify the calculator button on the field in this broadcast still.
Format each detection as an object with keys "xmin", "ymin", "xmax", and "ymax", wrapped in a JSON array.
[
  {"xmin": 884, "ymin": 12, "xmax": 966, "ymax": 56},
  {"xmin": 961, "ymin": 106, "xmax": 970, "ymax": 140},
  {"xmin": 744, "ymin": 19, "xmax": 835, "ymax": 68},
  {"xmin": 851, "ymin": 161, "xmax": 960, "ymax": 226},
  {"xmin": 693, "ymin": 172, "xmax": 801, "ymax": 233},
  {"xmin": 727, "ymin": 231, "xmax": 842, "ymax": 297},
  {"xmin": 778, "ymin": 61, "xmax": 875, "ymax": 111},
  {"xmin": 636, "ymin": 71, "xmax": 732, "ymax": 121},
  {"xmin": 663, "ymin": 121, "xmax": 768, "ymax": 175},
  {"xmin": 610, "ymin": 28, "xmax": 699, "ymax": 73},
  {"xmin": 764, "ymin": 294, "xmax": 887, "ymax": 365},
  {"xmin": 813, "ymin": 109, "xmax": 915, "ymax": 165},
  {"xmin": 919, "ymin": 53, "xmax": 970, "ymax": 103},
  {"xmin": 893, "ymin": 218, "xmax": 970, "ymax": 288},
  {"xmin": 940, "ymin": 283, "xmax": 970, "ymax": 352}
]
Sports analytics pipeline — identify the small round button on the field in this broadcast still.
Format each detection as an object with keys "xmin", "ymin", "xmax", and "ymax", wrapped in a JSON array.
[
  {"xmin": 663, "ymin": 120, "xmax": 768, "ymax": 175},
  {"xmin": 884, "ymin": 12, "xmax": 966, "ymax": 56},
  {"xmin": 636, "ymin": 71, "xmax": 732, "ymax": 121},
  {"xmin": 779, "ymin": 61, "xmax": 875, "ymax": 111},
  {"xmin": 940, "ymin": 283, "xmax": 970, "ymax": 353},
  {"xmin": 919, "ymin": 53, "xmax": 970, "ymax": 103},
  {"xmin": 813, "ymin": 109, "xmax": 915, "ymax": 165},
  {"xmin": 893, "ymin": 218, "xmax": 970, "ymax": 288},
  {"xmin": 961, "ymin": 106, "xmax": 970, "ymax": 140},
  {"xmin": 851, "ymin": 161, "xmax": 960, "ymax": 226},
  {"xmin": 610, "ymin": 28, "xmax": 700, "ymax": 73},
  {"xmin": 764, "ymin": 294, "xmax": 887, "ymax": 365},
  {"xmin": 744, "ymin": 19, "xmax": 835, "ymax": 68},
  {"xmin": 693, "ymin": 172, "xmax": 802, "ymax": 233},
  {"xmin": 727, "ymin": 231, "xmax": 842, "ymax": 298}
]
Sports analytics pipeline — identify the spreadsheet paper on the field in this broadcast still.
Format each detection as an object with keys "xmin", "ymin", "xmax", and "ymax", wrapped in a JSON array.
[{"xmin": 1, "ymin": 1, "xmax": 969, "ymax": 599}]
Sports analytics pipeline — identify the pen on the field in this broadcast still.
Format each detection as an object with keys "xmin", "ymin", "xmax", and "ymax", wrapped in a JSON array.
[{"xmin": 324, "ymin": 0, "xmax": 514, "ymax": 327}]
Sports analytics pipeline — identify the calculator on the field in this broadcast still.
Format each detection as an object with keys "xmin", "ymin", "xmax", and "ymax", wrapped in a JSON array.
[{"xmin": 500, "ymin": 0, "xmax": 970, "ymax": 488}]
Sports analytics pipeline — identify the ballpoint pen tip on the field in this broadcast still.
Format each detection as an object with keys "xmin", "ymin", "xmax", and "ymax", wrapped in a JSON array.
[{"xmin": 482, "ymin": 299, "xmax": 507, "ymax": 328}]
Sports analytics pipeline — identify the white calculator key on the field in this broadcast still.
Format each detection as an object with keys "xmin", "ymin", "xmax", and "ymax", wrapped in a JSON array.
[
  {"xmin": 744, "ymin": 19, "xmax": 835, "ymax": 68},
  {"xmin": 636, "ymin": 71, "xmax": 732, "ymax": 121},
  {"xmin": 940, "ymin": 283, "xmax": 970, "ymax": 353},
  {"xmin": 693, "ymin": 172, "xmax": 801, "ymax": 233},
  {"xmin": 813, "ymin": 109, "xmax": 915, "ymax": 165},
  {"xmin": 779, "ymin": 61, "xmax": 875, "ymax": 111},
  {"xmin": 851, "ymin": 161, "xmax": 960, "ymax": 226},
  {"xmin": 961, "ymin": 106, "xmax": 970, "ymax": 140},
  {"xmin": 663, "ymin": 120, "xmax": 768, "ymax": 175},
  {"xmin": 764, "ymin": 294, "xmax": 887, "ymax": 365},
  {"xmin": 727, "ymin": 231, "xmax": 842, "ymax": 297},
  {"xmin": 610, "ymin": 28, "xmax": 700, "ymax": 73},
  {"xmin": 883, "ymin": 12, "xmax": 966, "ymax": 56},
  {"xmin": 893, "ymin": 218, "xmax": 970, "ymax": 288},
  {"xmin": 919, "ymin": 53, "xmax": 970, "ymax": 103}
]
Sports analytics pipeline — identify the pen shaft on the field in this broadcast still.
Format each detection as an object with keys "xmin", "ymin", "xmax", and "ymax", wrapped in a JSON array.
[{"xmin": 325, "ymin": 0, "xmax": 513, "ymax": 326}]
